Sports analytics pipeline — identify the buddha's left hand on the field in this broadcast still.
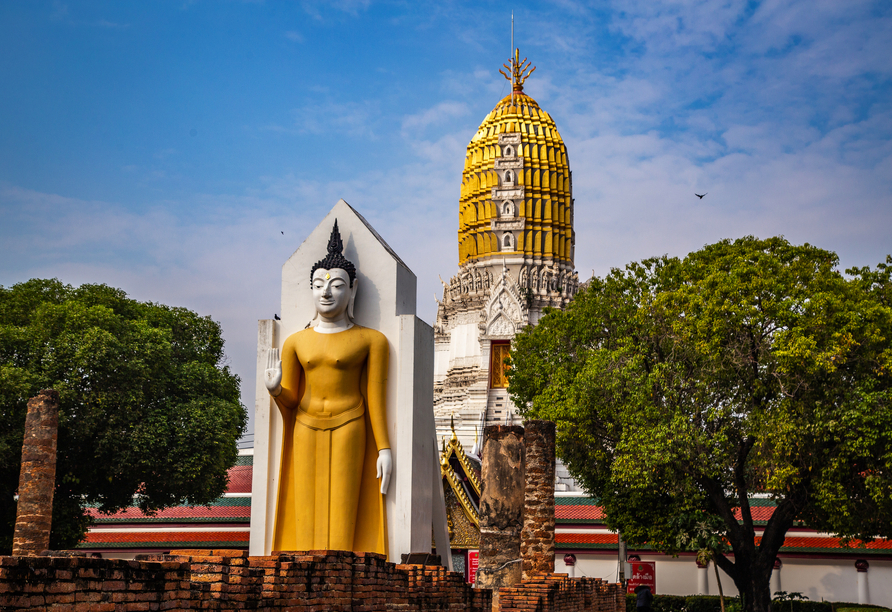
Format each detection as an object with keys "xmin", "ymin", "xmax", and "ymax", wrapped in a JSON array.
[{"xmin": 377, "ymin": 449, "xmax": 393, "ymax": 494}]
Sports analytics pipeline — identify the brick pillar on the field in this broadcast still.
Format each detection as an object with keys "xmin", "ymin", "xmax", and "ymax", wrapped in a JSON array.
[
  {"xmin": 522, "ymin": 419, "xmax": 556, "ymax": 579},
  {"xmin": 12, "ymin": 389, "xmax": 60, "ymax": 556},
  {"xmin": 477, "ymin": 425, "xmax": 525, "ymax": 601}
]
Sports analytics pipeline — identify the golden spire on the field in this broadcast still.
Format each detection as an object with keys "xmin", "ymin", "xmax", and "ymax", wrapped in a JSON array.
[
  {"xmin": 449, "ymin": 415, "xmax": 458, "ymax": 442},
  {"xmin": 499, "ymin": 48, "xmax": 536, "ymax": 93}
]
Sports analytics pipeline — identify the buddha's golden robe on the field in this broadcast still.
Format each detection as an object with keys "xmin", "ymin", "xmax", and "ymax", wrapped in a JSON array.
[{"xmin": 272, "ymin": 325, "xmax": 390, "ymax": 554}]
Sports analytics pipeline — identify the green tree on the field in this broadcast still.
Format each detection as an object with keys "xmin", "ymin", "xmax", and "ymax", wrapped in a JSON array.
[
  {"xmin": 0, "ymin": 279, "xmax": 247, "ymax": 553},
  {"xmin": 509, "ymin": 237, "xmax": 892, "ymax": 612}
]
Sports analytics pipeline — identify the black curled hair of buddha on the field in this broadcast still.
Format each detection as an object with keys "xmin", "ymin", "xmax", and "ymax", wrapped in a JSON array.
[{"xmin": 310, "ymin": 220, "xmax": 357, "ymax": 287}]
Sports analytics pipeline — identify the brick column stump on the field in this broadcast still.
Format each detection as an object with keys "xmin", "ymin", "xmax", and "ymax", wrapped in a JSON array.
[
  {"xmin": 12, "ymin": 389, "xmax": 60, "ymax": 556},
  {"xmin": 522, "ymin": 419, "xmax": 556, "ymax": 579},
  {"xmin": 476, "ymin": 425, "xmax": 525, "ymax": 601}
]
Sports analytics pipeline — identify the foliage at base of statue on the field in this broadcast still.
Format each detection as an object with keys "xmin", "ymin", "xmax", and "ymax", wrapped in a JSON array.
[
  {"xmin": 0, "ymin": 279, "xmax": 247, "ymax": 553},
  {"xmin": 512, "ymin": 237, "xmax": 892, "ymax": 612}
]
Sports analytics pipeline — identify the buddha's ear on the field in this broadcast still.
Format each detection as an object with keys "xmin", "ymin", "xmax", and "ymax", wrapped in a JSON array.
[{"xmin": 348, "ymin": 278, "xmax": 359, "ymax": 321}]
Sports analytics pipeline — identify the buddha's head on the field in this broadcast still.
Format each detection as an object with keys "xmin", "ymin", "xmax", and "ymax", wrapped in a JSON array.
[
  {"xmin": 310, "ymin": 220, "xmax": 358, "ymax": 323},
  {"xmin": 312, "ymin": 267, "xmax": 352, "ymax": 319}
]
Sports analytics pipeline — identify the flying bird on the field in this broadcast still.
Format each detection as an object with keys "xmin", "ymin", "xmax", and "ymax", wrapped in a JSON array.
[
  {"xmin": 695, "ymin": 193, "xmax": 707, "ymax": 199},
  {"xmin": 281, "ymin": 231, "xmax": 284, "ymax": 235}
]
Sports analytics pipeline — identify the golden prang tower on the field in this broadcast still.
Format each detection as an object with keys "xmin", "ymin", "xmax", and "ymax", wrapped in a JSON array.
[
  {"xmin": 433, "ymin": 50, "xmax": 579, "ymax": 447},
  {"xmin": 458, "ymin": 51, "xmax": 574, "ymax": 269}
]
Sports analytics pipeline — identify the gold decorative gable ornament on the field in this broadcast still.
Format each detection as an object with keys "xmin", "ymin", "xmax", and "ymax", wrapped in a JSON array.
[{"xmin": 440, "ymin": 417, "xmax": 482, "ymax": 529}]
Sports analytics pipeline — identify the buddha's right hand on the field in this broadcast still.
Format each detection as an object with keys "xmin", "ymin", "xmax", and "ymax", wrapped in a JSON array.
[{"xmin": 265, "ymin": 348, "xmax": 283, "ymax": 397}]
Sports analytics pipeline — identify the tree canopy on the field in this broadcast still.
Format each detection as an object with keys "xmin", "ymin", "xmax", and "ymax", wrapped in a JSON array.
[
  {"xmin": 0, "ymin": 279, "xmax": 247, "ymax": 553},
  {"xmin": 509, "ymin": 237, "xmax": 892, "ymax": 612}
]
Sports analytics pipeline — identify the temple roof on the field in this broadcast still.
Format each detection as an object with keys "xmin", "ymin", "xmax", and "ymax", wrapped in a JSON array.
[{"xmin": 440, "ymin": 421, "xmax": 482, "ymax": 535}]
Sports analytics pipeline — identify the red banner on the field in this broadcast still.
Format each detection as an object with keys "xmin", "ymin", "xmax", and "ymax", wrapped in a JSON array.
[
  {"xmin": 627, "ymin": 561, "xmax": 656, "ymax": 594},
  {"xmin": 467, "ymin": 551, "xmax": 479, "ymax": 584}
]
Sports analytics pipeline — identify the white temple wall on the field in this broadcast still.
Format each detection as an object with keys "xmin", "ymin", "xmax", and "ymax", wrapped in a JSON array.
[
  {"xmin": 554, "ymin": 554, "xmax": 620, "ymax": 583},
  {"xmin": 448, "ymin": 322, "xmax": 482, "ymax": 366},
  {"xmin": 779, "ymin": 558, "xmax": 891, "ymax": 606},
  {"xmin": 433, "ymin": 342, "xmax": 450, "ymax": 380},
  {"xmin": 554, "ymin": 553, "xmax": 892, "ymax": 607}
]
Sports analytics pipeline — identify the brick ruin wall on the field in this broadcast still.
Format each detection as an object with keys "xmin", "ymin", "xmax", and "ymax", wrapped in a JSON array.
[
  {"xmin": 0, "ymin": 549, "xmax": 488, "ymax": 612},
  {"xmin": 0, "ymin": 549, "xmax": 620, "ymax": 612},
  {"xmin": 12, "ymin": 389, "xmax": 59, "ymax": 557},
  {"xmin": 501, "ymin": 574, "xmax": 624, "ymax": 612},
  {"xmin": 477, "ymin": 424, "xmax": 526, "ymax": 592},
  {"xmin": 521, "ymin": 419, "xmax": 557, "ymax": 579}
]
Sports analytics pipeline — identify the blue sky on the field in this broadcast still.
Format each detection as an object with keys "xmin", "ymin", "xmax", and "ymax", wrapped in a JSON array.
[{"xmin": 2, "ymin": 1, "xmax": 891, "ymax": 441}]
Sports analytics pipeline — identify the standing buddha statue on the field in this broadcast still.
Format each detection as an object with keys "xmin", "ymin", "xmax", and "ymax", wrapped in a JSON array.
[{"xmin": 265, "ymin": 221, "xmax": 392, "ymax": 554}]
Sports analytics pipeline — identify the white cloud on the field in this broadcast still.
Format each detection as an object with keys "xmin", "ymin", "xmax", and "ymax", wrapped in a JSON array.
[
  {"xmin": 401, "ymin": 101, "xmax": 470, "ymax": 134},
  {"xmin": 293, "ymin": 100, "xmax": 380, "ymax": 138}
]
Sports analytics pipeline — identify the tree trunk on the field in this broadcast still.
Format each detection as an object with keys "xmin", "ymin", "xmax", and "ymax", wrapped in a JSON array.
[{"xmin": 732, "ymin": 556, "xmax": 773, "ymax": 612}]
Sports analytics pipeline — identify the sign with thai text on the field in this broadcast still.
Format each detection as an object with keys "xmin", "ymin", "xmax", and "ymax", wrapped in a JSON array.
[
  {"xmin": 467, "ymin": 550, "xmax": 479, "ymax": 584},
  {"xmin": 627, "ymin": 561, "xmax": 656, "ymax": 594}
]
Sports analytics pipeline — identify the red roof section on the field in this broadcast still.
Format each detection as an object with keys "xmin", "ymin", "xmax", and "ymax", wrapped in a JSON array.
[
  {"xmin": 85, "ymin": 462, "xmax": 252, "ymax": 523},
  {"xmin": 761, "ymin": 536, "xmax": 892, "ymax": 552},
  {"xmin": 557, "ymin": 533, "xmax": 618, "ymax": 545},
  {"xmin": 555, "ymin": 498, "xmax": 777, "ymax": 524},
  {"xmin": 86, "ymin": 502, "xmax": 250, "ymax": 521},
  {"xmin": 734, "ymin": 506, "xmax": 775, "ymax": 522},
  {"xmin": 556, "ymin": 504, "xmax": 606, "ymax": 521},
  {"xmin": 227, "ymin": 465, "xmax": 253, "ymax": 493},
  {"xmin": 84, "ymin": 531, "xmax": 248, "ymax": 544}
]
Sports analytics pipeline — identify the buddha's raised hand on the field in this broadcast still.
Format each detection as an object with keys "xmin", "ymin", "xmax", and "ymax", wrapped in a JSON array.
[{"xmin": 265, "ymin": 348, "xmax": 283, "ymax": 397}]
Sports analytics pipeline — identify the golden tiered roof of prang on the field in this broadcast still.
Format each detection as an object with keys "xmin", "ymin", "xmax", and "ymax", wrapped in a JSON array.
[{"xmin": 457, "ymin": 89, "xmax": 573, "ymax": 266}]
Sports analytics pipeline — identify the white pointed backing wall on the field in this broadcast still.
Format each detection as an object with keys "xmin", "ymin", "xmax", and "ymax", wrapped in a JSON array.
[{"xmin": 249, "ymin": 199, "xmax": 450, "ymax": 567}]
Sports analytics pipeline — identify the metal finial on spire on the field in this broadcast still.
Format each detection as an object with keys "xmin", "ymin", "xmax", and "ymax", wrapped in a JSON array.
[{"xmin": 499, "ymin": 48, "xmax": 536, "ymax": 95}]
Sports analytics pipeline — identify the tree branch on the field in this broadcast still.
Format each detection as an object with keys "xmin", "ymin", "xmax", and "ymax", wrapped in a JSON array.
[
  {"xmin": 702, "ymin": 476, "xmax": 744, "ymax": 543},
  {"xmin": 736, "ymin": 435, "xmax": 756, "ymax": 536},
  {"xmin": 759, "ymin": 494, "xmax": 798, "ymax": 559},
  {"xmin": 713, "ymin": 550, "xmax": 738, "ymax": 585}
]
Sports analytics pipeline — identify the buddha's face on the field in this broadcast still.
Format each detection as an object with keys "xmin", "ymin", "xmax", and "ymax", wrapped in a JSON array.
[{"xmin": 312, "ymin": 268, "xmax": 352, "ymax": 319}]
